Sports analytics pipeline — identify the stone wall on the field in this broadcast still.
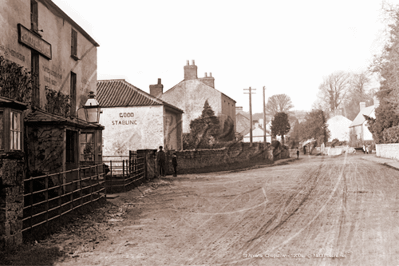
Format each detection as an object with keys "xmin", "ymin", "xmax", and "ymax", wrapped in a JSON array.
[
  {"xmin": 376, "ymin": 144, "xmax": 399, "ymax": 160},
  {"xmin": 0, "ymin": 151, "xmax": 25, "ymax": 250},
  {"xmin": 160, "ymin": 143, "xmax": 279, "ymax": 175}
]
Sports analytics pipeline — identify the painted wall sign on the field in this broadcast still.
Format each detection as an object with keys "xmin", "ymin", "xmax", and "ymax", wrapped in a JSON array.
[
  {"xmin": 112, "ymin": 120, "xmax": 137, "ymax": 125},
  {"xmin": 18, "ymin": 24, "xmax": 52, "ymax": 60}
]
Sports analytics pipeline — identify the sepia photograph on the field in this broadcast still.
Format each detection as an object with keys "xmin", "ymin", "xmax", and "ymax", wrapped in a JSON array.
[{"xmin": 1, "ymin": 0, "xmax": 399, "ymax": 265}]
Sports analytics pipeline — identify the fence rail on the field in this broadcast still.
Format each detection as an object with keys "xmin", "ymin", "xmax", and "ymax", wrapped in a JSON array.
[
  {"xmin": 23, "ymin": 163, "xmax": 104, "ymax": 233},
  {"xmin": 103, "ymin": 155, "xmax": 146, "ymax": 193}
]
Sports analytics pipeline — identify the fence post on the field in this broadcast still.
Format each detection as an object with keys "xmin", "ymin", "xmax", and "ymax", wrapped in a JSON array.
[
  {"xmin": 123, "ymin": 160, "xmax": 126, "ymax": 192},
  {"xmin": 44, "ymin": 174, "xmax": 49, "ymax": 229}
]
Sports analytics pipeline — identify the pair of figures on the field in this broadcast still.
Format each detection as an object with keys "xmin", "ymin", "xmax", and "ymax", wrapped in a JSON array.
[{"xmin": 156, "ymin": 146, "xmax": 177, "ymax": 177}]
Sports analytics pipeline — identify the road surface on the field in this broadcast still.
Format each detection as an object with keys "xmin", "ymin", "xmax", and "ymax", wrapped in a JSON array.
[{"xmin": 32, "ymin": 154, "xmax": 399, "ymax": 265}]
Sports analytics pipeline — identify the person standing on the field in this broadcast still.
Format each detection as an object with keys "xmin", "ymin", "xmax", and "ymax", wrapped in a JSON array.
[
  {"xmin": 157, "ymin": 146, "xmax": 166, "ymax": 177},
  {"xmin": 172, "ymin": 152, "xmax": 178, "ymax": 177},
  {"xmin": 362, "ymin": 145, "xmax": 366, "ymax": 154},
  {"xmin": 296, "ymin": 147, "xmax": 299, "ymax": 159}
]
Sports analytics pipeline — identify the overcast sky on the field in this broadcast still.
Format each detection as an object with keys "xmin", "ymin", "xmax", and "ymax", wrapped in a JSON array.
[{"xmin": 53, "ymin": 0, "xmax": 397, "ymax": 114}]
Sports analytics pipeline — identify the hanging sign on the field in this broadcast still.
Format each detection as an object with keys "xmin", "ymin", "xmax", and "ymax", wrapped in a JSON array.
[{"xmin": 18, "ymin": 24, "xmax": 52, "ymax": 60}]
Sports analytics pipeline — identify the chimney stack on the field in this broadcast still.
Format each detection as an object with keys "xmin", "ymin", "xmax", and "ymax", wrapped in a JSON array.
[
  {"xmin": 184, "ymin": 59, "xmax": 197, "ymax": 80},
  {"xmin": 359, "ymin": 102, "xmax": 366, "ymax": 111},
  {"xmin": 149, "ymin": 78, "xmax": 164, "ymax": 98}
]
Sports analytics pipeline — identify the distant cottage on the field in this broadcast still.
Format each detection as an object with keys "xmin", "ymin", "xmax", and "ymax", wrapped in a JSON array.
[
  {"xmin": 151, "ymin": 60, "xmax": 236, "ymax": 138},
  {"xmin": 349, "ymin": 98, "xmax": 379, "ymax": 143}
]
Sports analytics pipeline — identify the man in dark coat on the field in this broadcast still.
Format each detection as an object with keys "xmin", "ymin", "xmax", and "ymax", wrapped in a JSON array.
[
  {"xmin": 172, "ymin": 152, "xmax": 177, "ymax": 177},
  {"xmin": 157, "ymin": 146, "xmax": 166, "ymax": 177}
]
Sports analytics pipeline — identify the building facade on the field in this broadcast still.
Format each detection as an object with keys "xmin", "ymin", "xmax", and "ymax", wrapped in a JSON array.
[
  {"xmin": 327, "ymin": 115, "xmax": 352, "ymax": 142},
  {"xmin": 97, "ymin": 79, "xmax": 183, "ymax": 156},
  {"xmin": 349, "ymin": 101, "xmax": 377, "ymax": 143},
  {"xmin": 0, "ymin": 0, "xmax": 103, "ymax": 175},
  {"xmin": 157, "ymin": 60, "xmax": 236, "ymax": 137}
]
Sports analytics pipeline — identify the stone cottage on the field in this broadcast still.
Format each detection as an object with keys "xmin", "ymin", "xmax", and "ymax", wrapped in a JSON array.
[{"xmin": 156, "ymin": 60, "xmax": 236, "ymax": 138}]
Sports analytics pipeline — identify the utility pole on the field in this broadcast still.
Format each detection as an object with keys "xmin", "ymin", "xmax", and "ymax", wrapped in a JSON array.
[
  {"xmin": 263, "ymin": 86, "xmax": 266, "ymax": 143},
  {"xmin": 244, "ymin": 87, "xmax": 256, "ymax": 145}
]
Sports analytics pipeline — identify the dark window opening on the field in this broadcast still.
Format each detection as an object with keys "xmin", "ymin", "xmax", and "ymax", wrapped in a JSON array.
[
  {"xmin": 31, "ymin": 0, "xmax": 38, "ymax": 32},
  {"xmin": 70, "ymin": 72, "xmax": 76, "ymax": 117},
  {"xmin": 71, "ymin": 29, "xmax": 78, "ymax": 59},
  {"xmin": 66, "ymin": 130, "xmax": 77, "ymax": 163},
  {"xmin": 31, "ymin": 51, "xmax": 40, "ymax": 107},
  {"xmin": 80, "ymin": 132, "xmax": 94, "ymax": 161}
]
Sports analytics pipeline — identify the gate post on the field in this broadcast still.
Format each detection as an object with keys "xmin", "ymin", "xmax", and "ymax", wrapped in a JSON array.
[
  {"xmin": 0, "ymin": 151, "xmax": 25, "ymax": 250},
  {"xmin": 137, "ymin": 149, "xmax": 157, "ymax": 180}
]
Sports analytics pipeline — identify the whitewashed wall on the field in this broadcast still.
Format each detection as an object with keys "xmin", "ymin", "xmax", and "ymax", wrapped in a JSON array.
[{"xmin": 376, "ymin": 144, "xmax": 399, "ymax": 160}]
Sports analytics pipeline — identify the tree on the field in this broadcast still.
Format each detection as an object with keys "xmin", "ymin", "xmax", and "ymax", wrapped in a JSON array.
[
  {"xmin": 316, "ymin": 71, "xmax": 351, "ymax": 113},
  {"xmin": 342, "ymin": 71, "xmax": 374, "ymax": 120},
  {"xmin": 185, "ymin": 100, "xmax": 221, "ymax": 149},
  {"xmin": 266, "ymin": 94, "xmax": 294, "ymax": 117},
  {"xmin": 366, "ymin": 4, "xmax": 399, "ymax": 143},
  {"xmin": 271, "ymin": 112, "xmax": 290, "ymax": 145},
  {"xmin": 301, "ymin": 109, "xmax": 330, "ymax": 146}
]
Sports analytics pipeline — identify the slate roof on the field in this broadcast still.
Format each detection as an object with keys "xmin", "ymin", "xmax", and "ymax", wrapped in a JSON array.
[
  {"xmin": 349, "ymin": 106, "xmax": 374, "ymax": 127},
  {"xmin": 96, "ymin": 79, "xmax": 183, "ymax": 113}
]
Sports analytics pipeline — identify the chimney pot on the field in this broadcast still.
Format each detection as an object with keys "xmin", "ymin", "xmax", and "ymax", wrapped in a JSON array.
[
  {"xmin": 205, "ymin": 72, "xmax": 207, "ymax": 77},
  {"xmin": 157, "ymin": 78, "xmax": 161, "ymax": 84},
  {"xmin": 187, "ymin": 60, "xmax": 189, "ymax": 65},
  {"xmin": 210, "ymin": 72, "xmax": 212, "ymax": 77},
  {"xmin": 192, "ymin": 60, "xmax": 195, "ymax": 65}
]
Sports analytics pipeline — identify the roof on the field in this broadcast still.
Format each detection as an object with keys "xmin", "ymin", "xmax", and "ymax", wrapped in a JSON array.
[
  {"xmin": 165, "ymin": 79, "xmax": 236, "ymax": 103},
  {"xmin": 97, "ymin": 79, "xmax": 183, "ymax": 113},
  {"xmin": 349, "ymin": 106, "xmax": 374, "ymax": 127},
  {"xmin": 38, "ymin": 0, "xmax": 99, "ymax": 47},
  {"xmin": 0, "ymin": 96, "xmax": 27, "ymax": 110},
  {"xmin": 236, "ymin": 113, "xmax": 250, "ymax": 136},
  {"xmin": 25, "ymin": 109, "xmax": 103, "ymax": 129}
]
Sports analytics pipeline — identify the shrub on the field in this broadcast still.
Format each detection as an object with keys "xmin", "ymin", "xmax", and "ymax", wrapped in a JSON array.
[{"xmin": 381, "ymin": 125, "xmax": 399, "ymax": 143}]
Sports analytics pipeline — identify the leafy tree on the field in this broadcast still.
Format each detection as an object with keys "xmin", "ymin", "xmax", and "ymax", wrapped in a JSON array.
[
  {"xmin": 366, "ymin": 4, "xmax": 399, "ymax": 143},
  {"xmin": 271, "ymin": 112, "xmax": 290, "ymax": 145},
  {"xmin": 266, "ymin": 94, "xmax": 294, "ymax": 117},
  {"xmin": 301, "ymin": 109, "xmax": 330, "ymax": 146},
  {"xmin": 185, "ymin": 100, "xmax": 221, "ymax": 149},
  {"xmin": 315, "ymin": 71, "xmax": 351, "ymax": 113}
]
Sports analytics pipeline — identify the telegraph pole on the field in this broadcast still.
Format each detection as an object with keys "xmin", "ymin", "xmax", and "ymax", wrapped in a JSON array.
[
  {"xmin": 263, "ymin": 86, "xmax": 266, "ymax": 143},
  {"xmin": 244, "ymin": 87, "xmax": 256, "ymax": 145}
]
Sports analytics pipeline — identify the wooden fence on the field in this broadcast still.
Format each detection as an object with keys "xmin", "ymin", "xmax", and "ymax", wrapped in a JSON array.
[
  {"xmin": 103, "ymin": 151, "xmax": 146, "ymax": 193},
  {"xmin": 22, "ymin": 163, "xmax": 104, "ymax": 233}
]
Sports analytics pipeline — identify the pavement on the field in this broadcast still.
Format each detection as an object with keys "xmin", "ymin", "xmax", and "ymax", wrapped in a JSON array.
[{"xmin": 360, "ymin": 154, "xmax": 399, "ymax": 171}]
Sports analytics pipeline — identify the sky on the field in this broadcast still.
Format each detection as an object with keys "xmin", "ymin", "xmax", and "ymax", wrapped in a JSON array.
[{"xmin": 52, "ymin": 0, "xmax": 397, "ymax": 114}]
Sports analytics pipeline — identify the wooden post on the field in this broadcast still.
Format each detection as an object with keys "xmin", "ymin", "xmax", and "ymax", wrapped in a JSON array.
[
  {"xmin": 263, "ymin": 86, "xmax": 267, "ymax": 144},
  {"xmin": 244, "ymin": 87, "xmax": 256, "ymax": 146}
]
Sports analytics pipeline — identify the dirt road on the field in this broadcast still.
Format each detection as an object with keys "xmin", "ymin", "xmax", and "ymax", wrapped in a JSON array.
[{"xmin": 17, "ymin": 154, "xmax": 399, "ymax": 265}]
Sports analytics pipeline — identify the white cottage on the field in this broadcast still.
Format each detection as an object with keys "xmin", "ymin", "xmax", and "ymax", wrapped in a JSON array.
[
  {"xmin": 327, "ymin": 115, "xmax": 352, "ymax": 142},
  {"xmin": 349, "ymin": 100, "xmax": 378, "ymax": 142}
]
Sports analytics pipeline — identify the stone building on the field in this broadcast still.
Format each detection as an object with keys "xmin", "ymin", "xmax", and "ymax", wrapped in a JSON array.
[
  {"xmin": 97, "ymin": 79, "xmax": 183, "ymax": 155},
  {"xmin": 1, "ymin": 0, "xmax": 102, "ymax": 248},
  {"xmin": 157, "ymin": 60, "xmax": 236, "ymax": 138}
]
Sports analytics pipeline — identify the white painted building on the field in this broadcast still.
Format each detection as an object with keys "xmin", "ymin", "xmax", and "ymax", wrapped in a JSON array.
[
  {"xmin": 327, "ymin": 115, "xmax": 352, "ymax": 141},
  {"xmin": 97, "ymin": 79, "xmax": 183, "ymax": 156},
  {"xmin": 349, "ymin": 101, "xmax": 377, "ymax": 142}
]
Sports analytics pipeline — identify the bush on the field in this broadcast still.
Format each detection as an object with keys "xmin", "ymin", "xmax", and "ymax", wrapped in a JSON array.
[{"xmin": 382, "ymin": 125, "xmax": 399, "ymax": 143}]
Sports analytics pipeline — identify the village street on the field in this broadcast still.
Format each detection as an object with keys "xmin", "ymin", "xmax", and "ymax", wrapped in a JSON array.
[{"xmin": 9, "ymin": 154, "xmax": 399, "ymax": 266}]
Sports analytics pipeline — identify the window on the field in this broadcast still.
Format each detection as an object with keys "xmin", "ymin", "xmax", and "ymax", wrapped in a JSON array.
[
  {"xmin": 10, "ymin": 111, "xmax": 21, "ymax": 150},
  {"xmin": 30, "ymin": 0, "xmax": 38, "ymax": 32},
  {"xmin": 71, "ymin": 29, "xmax": 78, "ymax": 59},
  {"xmin": 66, "ymin": 130, "xmax": 77, "ymax": 163},
  {"xmin": 70, "ymin": 72, "xmax": 76, "ymax": 116},
  {"xmin": 80, "ymin": 132, "xmax": 94, "ymax": 161},
  {"xmin": 0, "ymin": 112, "xmax": 3, "ymax": 150},
  {"xmin": 31, "ymin": 51, "xmax": 39, "ymax": 107}
]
